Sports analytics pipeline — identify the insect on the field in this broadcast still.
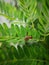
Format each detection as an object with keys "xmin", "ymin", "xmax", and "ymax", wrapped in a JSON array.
[{"xmin": 24, "ymin": 36, "xmax": 32, "ymax": 41}]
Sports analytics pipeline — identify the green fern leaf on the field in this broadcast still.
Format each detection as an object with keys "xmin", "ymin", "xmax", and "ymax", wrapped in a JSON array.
[{"xmin": 0, "ymin": 43, "xmax": 49, "ymax": 65}]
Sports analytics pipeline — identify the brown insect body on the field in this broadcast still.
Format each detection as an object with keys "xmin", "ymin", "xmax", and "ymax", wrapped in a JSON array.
[{"xmin": 25, "ymin": 36, "xmax": 32, "ymax": 41}]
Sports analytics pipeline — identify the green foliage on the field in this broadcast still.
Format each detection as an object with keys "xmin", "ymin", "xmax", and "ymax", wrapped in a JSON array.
[
  {"xmin": 0, "ymin": 0, "xmax": 49, "ymax": 36},
  {"xmin": 0, "ymin": 0, "xmax": 24, "ymax": 20},
  {"xmin": 0, "ymin": 0, "xmax": 49, "ymax": 65},
  {"xmin": 0, "ymin": 23, "xmax": 40, "ymax": 44},
  {"xmin": 17, "ymin": 0, "xmax": 49, "ymax": 36},
  {"xmin": 0, "ymin": 43, "xmax": 49, "ymax": 65}
]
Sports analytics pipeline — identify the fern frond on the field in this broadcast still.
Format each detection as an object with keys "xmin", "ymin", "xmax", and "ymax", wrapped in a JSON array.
[
  {"xmin": 0, "ymin": 43, "xmax": 49, "ymax": 65},
  {"xmin": 0, "ymin": 23, "xmax": 40, "ymax": 44},
  {"xmin": 0, "ymin": 0, "xmax": 49, "ymax": 37},
  {"xmin": 0, "ymin": 0, "xmax": 24, "ymax": 21},
  {"xmin": 17, "ymin": 0, "xmax": 49, "ymax": 37},
  {"xmin": 0, "ymin": 0, "xmax": 49, "ymax": 65}
]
